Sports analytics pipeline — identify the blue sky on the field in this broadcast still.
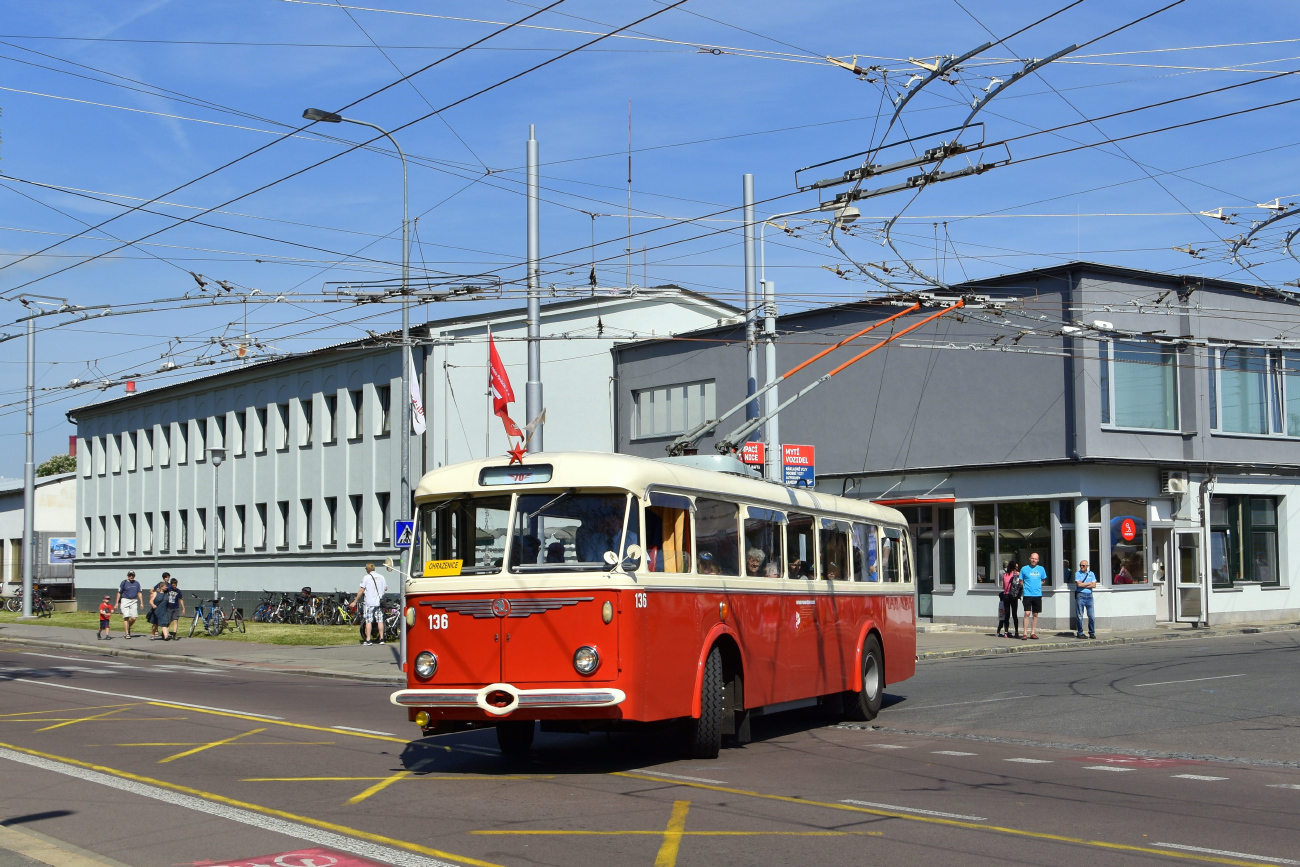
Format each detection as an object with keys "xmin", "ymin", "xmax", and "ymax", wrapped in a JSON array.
[{"xmin": 2, "ymin": 0, "xmax": 1299, "ymax": 476}]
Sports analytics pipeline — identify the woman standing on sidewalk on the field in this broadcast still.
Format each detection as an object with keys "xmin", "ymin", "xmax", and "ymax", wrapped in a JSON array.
[{"xmin": 999, "ymin": 560, "xmax": 1021, "ymax": 638}]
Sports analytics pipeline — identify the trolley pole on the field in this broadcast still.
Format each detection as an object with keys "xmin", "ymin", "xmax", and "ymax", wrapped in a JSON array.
[
  {"xmin": 762, "ymin": 279, "xmax": 780, "ymax": 481},
  {"xmin": 743, "ymin": 175, "xmax": 759, "ymax": 430},
  {"xmin": 525, "ymin": 125, "xmax": 543, "ymax": 453}
]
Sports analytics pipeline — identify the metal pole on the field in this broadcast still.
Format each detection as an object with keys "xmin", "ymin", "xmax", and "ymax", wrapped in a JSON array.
[
  {"xmin": 21, "ymin": 317, "xmax": 34, "ymax": 619},
  {"xmin": 762, "ymin": 279, "xmax": 779, "ymax": 482},
  {"xmin": 525, "ymin": 125, "xmax": 543, "ymax": 453},
  {"xmin": 212, "ymin": 461, "xmax": 219, "ymax": 600},
  {"xmin": 743, "ymin": 175, "xmax": 759, "ymax": 428}
]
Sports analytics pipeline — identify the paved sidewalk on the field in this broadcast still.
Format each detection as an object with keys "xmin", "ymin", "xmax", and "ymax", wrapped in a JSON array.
[{"xmin": 2, "ymin": 617, "xmax": 1296, "ymax": 685}]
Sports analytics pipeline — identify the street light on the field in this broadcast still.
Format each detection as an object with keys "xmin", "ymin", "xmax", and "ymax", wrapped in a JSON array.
[
  {"xmin": 209, "ymin": 447, "xmax": 226, "ymax": 601},
  {"xmin": 302, "ymin": 107, "xmax": 412, "ymax": 524}
]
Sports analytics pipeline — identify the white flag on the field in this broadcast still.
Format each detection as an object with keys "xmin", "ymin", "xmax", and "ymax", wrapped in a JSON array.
[{"xmin": 407, "ymin": 347, "xmax": 426, "ymax": 435}]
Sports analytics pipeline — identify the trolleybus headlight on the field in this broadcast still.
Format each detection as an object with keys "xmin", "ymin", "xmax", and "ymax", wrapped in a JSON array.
[
  {"xmin": 573, "ymin": 645, "xmax": 600, "ymax": 675},
  {"xmin": 414, "ymin": 651, "xmax": 438, "ymax": 679}
]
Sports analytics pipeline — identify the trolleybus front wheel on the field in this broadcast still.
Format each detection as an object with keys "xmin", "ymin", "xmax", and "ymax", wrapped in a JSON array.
[
  {"xmin": 685, "ymin": 645, "xmax": 724, "ymax": 759},
  {"xmin": 843, "ymin": 634, "xmax": 884, "ymax": 722},
  {"xmin": 496, "ymin": 720, "xmax": 536, "ymax": 757}
]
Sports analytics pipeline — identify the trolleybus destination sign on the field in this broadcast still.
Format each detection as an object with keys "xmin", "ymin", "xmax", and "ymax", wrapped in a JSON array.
[{"xmin": 782, "ymin": 444, "xmax": 815, "ymax": 486}]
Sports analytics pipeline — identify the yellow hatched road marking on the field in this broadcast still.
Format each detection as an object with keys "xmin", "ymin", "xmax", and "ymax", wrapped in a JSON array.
[
  {"xmin": 612, "ymin": 772, "xmax": 1288, "ymax": 867},
  {"xmin": 35, "ymin": 708, "xmax": 129, "ymax": 732},
  {"xmin": 0, "ymin": 703, "xmax": 137, "ymax": 718},
  {"xmin": 142, "ymin": 701, "xmax": 408, "ymax": 743},
  {"xmin": 654, "ymin": 800, "xmax": 690, "ymax": 867},
  {"xmin": 474, "ymin": 830, "xmax": 882, "ymax": 836},
  {"xmin": 0, "ymin": 741, "xmax": 506, "ymax": 867},
  {"xmin": 345, "ymin": 758, "xmax": 434, "ymax": 805},
  {"xmin": 111, "ymin": 742, "xmax": 333, "ymax": 747},
  {"xmin": 158, "ymin": 728, "xmax": 265, "ymax": 763},
  {"xmin": 244, "ymin": 775, "xmax": 544, "ymax": 782},
  {"xmin": 3, "ymin": 718, "xmax": 185, "ymax": 724}
]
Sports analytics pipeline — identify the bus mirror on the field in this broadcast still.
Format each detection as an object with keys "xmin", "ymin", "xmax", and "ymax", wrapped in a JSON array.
[
  {"xmin": 602, "ymin": 551, "xmax": 619, "ymax": 566},
  {"xmin": 625, "ymin": 544, "xmax": 642, "ymax": 561},
  {"xmin": 383, "ymin": 557, "xmax": 395, "ymax": 572}
]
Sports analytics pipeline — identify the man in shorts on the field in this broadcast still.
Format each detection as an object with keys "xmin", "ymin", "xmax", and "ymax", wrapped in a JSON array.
[
  {"xmin": 352, "ymin": 563, "xmax": 387, "ymax": 646},
  {"xmin": 1019, "ymin": 553, "xmax": 1047, "ymax": 640},
  {"xmin": 115, "ymin": 570, "xmax": 143, "ymax": 639}
]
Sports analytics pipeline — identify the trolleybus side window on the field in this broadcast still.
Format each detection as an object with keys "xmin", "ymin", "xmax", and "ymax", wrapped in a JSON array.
[
  {"xmin": 694, "ymin": 498, "xmax": 740, "ymax": 576},
  {"xmin": 743, "ymin": 506, "xmax": 784, "ymax": 578},
  {"xmin": 881, "ymin": 526, "xmax": 905, "ymax": 583},
  {"xmin": 820, "ymin": 519, "xmax": 851, "ymax": 581},
  {"xmin": 646, "ymin": 492, "xmax": 692, "ymax": 573},
  {"xmin": 787, "ymin": 513, "xmax": 816, "ymax": 579},
  {"xmin": 509, "ymin": 492, "xmax": 632, "ymax": 572},
  {"xmin": 852, "ymin": 522, "xmax": 879, "ymax": 582}
]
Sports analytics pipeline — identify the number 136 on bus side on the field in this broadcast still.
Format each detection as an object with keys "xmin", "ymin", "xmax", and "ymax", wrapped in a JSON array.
[{"xmin": 390, "ymin": 451, "xmax": 916, "ymax": 759}]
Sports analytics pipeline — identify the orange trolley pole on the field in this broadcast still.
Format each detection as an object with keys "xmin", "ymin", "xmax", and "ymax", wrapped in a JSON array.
[
  {"xmin": 667, "ymin": 302, "xmax": 921, "ymax": 455},
  {"xmin": 715, "ymin": 299, "xmax": 964, "ymax": 454}
]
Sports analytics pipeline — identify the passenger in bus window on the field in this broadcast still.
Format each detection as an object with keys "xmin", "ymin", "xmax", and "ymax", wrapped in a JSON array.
[
  {"xmin": 698, "ymin": 552, "xmax": 719, "ymax": 574},
  {"xmin": 545, "ymin": 541, "xmax": 566, "ymax": 563},
  {"xmin": 745, "ymin": 548, "xmax": 766, "ymax": 577}
]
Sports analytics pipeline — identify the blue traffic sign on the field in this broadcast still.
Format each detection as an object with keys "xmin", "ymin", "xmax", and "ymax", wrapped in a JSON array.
[{"xmin": 394, "ymin": 520, "xmax": 415, "ymax": 549}]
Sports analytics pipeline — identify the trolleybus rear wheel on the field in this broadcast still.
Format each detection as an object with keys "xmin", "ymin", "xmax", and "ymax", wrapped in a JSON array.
[
  {"xmin": 843, "ymin": 635, "xmax": 884, "ymax": 722},
  {"xmin": 496, "ymin": 720, "xmax": 535, "ymax": 757},
  {"xmin": 685, "ymin": 645, "xmax": 724, "ymax": 759}
]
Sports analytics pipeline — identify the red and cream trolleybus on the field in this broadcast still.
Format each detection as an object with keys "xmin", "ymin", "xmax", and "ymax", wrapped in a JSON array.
[{"xmin": 391, "ymin": 451, "xmax": 916, "ymax": 758}]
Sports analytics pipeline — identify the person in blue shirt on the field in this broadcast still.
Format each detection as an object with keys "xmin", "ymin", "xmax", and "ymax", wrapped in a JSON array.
[
  {"xmin": 1074, "ymin": 559, "xmax": 1097, "ymax": 639},
  {"xmin": 1019, "ymin": 553, "xmax": 1046, "ymax": 640}
]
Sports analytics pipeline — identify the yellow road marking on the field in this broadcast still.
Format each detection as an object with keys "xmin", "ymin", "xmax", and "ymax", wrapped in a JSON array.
[
  {"xmin": 654, "ymin": 800, "xmax": 690, "ymax": 867},
  {"xmin": 473, "ymin": 830, "xmax": 882, "ymax": 836},
  {"xmin": 3, "ymin": 718, "xmax": 185, "ymax": 724},
  {"xmin": 244, "ymin": 775, "xmax": 545, "ymax": 782},
  {"xmin": 35, "ymin": 708, "xmax": 129, "ymax": 732},
  {"xmin": 111, "ymin": 742, "xmax": 334, "ymax": 747},
  {"xmin": 345, "ymin": 758, "xmax": 434, "ymax": 805},
  {"xmin": 0, "ymin": 703, "xmax": 137, "ymax": 718},
  {"xmin": 142, "ymin": 701, "xmax": 408, "ymax": 743},
  {"xmin": 612, "ymin": 772, "xmax": 1285, "ymax": 867},
  {"xmin": 0, "ymin": 741, "xmax": 506, "ymax": 867},
  {"xmin": 158, "ymin": 728, "xmax": 265, "ymax": 763}
]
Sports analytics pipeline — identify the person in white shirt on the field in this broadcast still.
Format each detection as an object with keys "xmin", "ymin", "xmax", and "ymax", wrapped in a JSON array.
[{"xmin": 352, "ymin": 563, "xmax": 388, "ymax": 646}]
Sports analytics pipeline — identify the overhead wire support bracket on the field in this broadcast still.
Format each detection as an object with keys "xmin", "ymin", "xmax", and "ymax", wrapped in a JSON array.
[
  {"xmin": 713, "ymin": 300, "xmax": 966, "ymax": 457},
  {"xmin": 665, "ymin": 302, "xmax": 922, "ymax": 457},
  {"xmin": 794, "ymin": 124, "xmax": 984, "ymax": 190},
  {"xmin": 823, "ymin": 150, "xmax": 1011, "ymax": 208}
]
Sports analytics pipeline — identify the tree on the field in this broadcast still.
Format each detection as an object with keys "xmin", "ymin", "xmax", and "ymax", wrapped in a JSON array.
[{"xmin": 36, "ymin": 454, "xmax": 76, "ymax": 477}]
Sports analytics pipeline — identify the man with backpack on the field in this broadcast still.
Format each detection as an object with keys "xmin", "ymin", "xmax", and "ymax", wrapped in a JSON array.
[{"xmin": 352, "ymin": 564, "xmax": 388, "ymax": 646}]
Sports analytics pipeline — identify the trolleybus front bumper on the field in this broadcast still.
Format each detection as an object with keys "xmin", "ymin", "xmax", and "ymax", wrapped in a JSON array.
[{"xmin": 390, "ymin": 682, "xmax": 626, "ymax": 717}]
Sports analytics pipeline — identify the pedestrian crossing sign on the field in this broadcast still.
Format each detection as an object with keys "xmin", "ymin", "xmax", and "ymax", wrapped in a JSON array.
[{"xmin": 394, "ymin": 520, "xmax": 415, "ymax": 549}]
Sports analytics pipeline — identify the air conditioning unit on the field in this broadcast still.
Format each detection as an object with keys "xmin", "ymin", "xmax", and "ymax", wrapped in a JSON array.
[{"xmin": 1160, "ymin": 470, "xmax": 1189, "ymax": 495}]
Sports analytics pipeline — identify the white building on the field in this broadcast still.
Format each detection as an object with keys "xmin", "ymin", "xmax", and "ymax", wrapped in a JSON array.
[
  {"xmin": 68, "ymin": 290, "xmax": 737, "ymax": 607},
  {"xmin": 1, "ymin": 473, "xmax": 77, "ymax": 599}
]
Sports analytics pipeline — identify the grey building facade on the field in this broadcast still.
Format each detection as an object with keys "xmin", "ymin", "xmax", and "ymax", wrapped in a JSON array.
[
  {"xmin": 69, "ymin": 291, "xmax": 738, "ymax": 609},
  {"xmin": 613, "ymin": 264, "xmax": 1300, "ymax": 631}
]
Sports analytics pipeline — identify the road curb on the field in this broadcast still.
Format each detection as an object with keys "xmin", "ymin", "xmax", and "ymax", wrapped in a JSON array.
[
  {"xmin": 0, "ymin": 634, "xmax": 404, "ymax": 685},
  {"xmin": 915, "ymin": 621, "xmax": 1300, "ymax": 661}
]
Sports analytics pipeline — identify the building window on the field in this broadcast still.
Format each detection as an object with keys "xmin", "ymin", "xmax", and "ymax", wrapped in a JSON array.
[
  {"xmin": 376, "ymin": 386, "xmax": 391, "ymax": 436},
  {"xmin": 196, "ymin": 508, "xmax": 207, "ymax": 552},
  {"xmin": 111, "ymin": 515, "xmax": 122, "ymax": 555},
  {"xmin": 82, "ymin": 440, "xmax": 93, "ymax": 477},
  {"xmin": 126, "ymin": 513, "xmax": 137, "ymax": 554},
  {"xmin": 276, "ymin": 501, "xmax": 289, "ymax": 548},
  {"xmin": 324, "ymin": 395, "xmax": 338, "ymax": 444},
  {"xmin": 215, "ymin": 414, "xmax": 226, "ymax": 450},
  {"xmin": 1216, "ymin": 347, "xmax": 1269, "ymax": 435},
  {"xmin": 126, "ymin": 431, "xmax": 137, "ymax": 472},
  {"xmin": 160, "ymin": 511, "xmax": 171, "ymax": 553},
  {"xmin": 1100, "ymin": 340, "xmax": 1178, "ymax": 431},
  {"xmin": 971, "ymin": 501, "xmax": 1052, "ymax": 585},
  {"xmin": 300, "ymin": 399, "xmax": 313, "ymax": 447},
  {"xmin": 234, "ymin": 410, "xmax": 247, "ymax": 456},
  {"xmin": 349, "ymin": 389, "xmax": 364, "ymax": 439},
  {"xmin": 110, "ymin": 435, "xmax": 122, "ymax": 474},
  {"xmin": 632, "ymin": 380, "xmax": 716, "ymax": 438},
  {"xmin": 178, "ymin": 509, "xmax": 189, "ymax": 552},
  {"xmin": 1060, "ymin": 500, "xmax": 1101, "ymax": 582},
  {"xmin": 299, "ymin": 499, "xmax": 313, "ymax": 547},
  {"xmin": 1107, "ymin": 499, "xmax": 1147, "ymax": 584},
  {"xmin": 177, "ymin": 423, "xmax": 189, "ymax": 464},
  {"xmin": 324, "ymin": 497, "xmax": 338, "ymax": 546},
  {"xmin": 142, "ymin": 428, "xmax": 154, "ymax": 469},
  {"xmin": 216, "ymin": 506, "xmax": 226, "ymax": 551},
  {"xmin": 96, "ymin": 516, "xmax": 106, "ymax": 555},
  {"xmin": 95, "ymin": 437, "xmax": 106, "ymax": 476},
  {"xmin": 1210, "ymin": 496, "xmax": 1279, "ymax": 586},
  {"xmin": 376, "ymin": 492, "xmax": 391, "ymax": 545},
  {"xmin": 233, "ymin": 504, "xmax": 245, "ymax": 550},
  {"xmin": 143, "ymin": 512, "xmax": 154, "ymax": 553},
  {"xmin": 255, "ymin": 503, "xmax": 268, "ymax": 549},
  {"xmin": 350, "ymin": 494, "xmax": 364, "ymax": 545},
  {"xmin": 195, "ymin": 419, "xmax": 207, "ymax": 462},
  {"xmin": 276, "ymin": 404, "xmax": 290, "ymax": 450},
  {"xmin": 255, "ymin": 407, "xmax": 268, "ymax": 452},
  {"xmin": 160, "ymin": 426, "xmax": 171, "ymax": 466}
]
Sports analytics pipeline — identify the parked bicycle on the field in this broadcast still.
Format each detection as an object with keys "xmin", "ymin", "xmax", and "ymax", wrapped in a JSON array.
[
  {"xmin": 219, "ymin": 597, "xmax": 246, "ymax": 634},
  {"xmin": 188, "ymin": 594, "xmax": 230, "ymax": 637},
  {"xmin": 4, "ymin": 585, "xmax": 53, "ymax": 616}
]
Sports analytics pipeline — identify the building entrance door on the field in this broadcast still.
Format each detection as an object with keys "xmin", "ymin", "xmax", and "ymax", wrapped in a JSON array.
[
  {"xmin": 1175, "ymin": 531, "xmax": 1204, "ymax": 623},
  {"xmin": 1151, "ymin": 528, "xmax": 1172, "ymax": 623}
]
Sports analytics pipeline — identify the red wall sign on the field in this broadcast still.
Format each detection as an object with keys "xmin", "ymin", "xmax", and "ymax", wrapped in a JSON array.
[
  {"xmin": 1119, "ymin": 518, "xmax": 1138, "ymax": 542},
  {"xmin": 739, "ymin": 441, "xmax": 766, "ymax": 465}
]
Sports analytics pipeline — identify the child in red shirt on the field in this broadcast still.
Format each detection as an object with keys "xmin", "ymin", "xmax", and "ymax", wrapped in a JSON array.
[{"xmin": 98, "ymin": 596, "xmax": 113, "ymax": 640}]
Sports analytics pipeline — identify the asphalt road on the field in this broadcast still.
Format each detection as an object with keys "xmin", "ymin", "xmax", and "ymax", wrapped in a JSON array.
[{"xmin": 0, "ymin": 632, "xmax": 1297, "ymax": 867}]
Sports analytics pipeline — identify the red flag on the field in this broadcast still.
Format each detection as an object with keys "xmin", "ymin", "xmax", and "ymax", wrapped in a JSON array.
[{"xmin": 488, "ymin": 331, "xmax": 522, "ymax": 438}]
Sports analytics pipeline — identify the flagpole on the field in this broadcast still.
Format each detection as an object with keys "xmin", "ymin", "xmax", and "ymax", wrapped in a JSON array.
[{"xmin": 485, "ymin": 327, "xmax": 492, "ymax": 459}]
